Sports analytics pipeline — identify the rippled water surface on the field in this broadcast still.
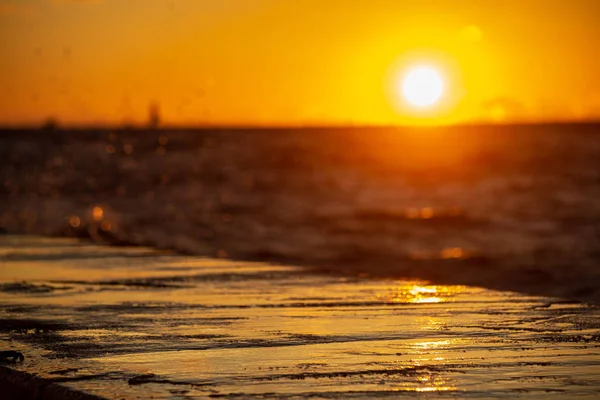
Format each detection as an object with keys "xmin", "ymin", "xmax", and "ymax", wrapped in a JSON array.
[
  {"xmin": 1, "ymin": 236, "xmax": 600, "ymax": 398},
  {"xmin": 2, "ymin": 125, "xmax": 600, "ymax": 302}
]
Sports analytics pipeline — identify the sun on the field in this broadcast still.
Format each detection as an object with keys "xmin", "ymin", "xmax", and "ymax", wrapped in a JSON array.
[{"xmin": 401, "ymin": 66, "xmax": 445, "ymax": 108}]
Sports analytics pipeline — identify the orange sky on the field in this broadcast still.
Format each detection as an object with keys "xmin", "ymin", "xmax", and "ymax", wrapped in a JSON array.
[{"xmin": 1, "ymin": 0, "xmax": 599, "ymax": 126}]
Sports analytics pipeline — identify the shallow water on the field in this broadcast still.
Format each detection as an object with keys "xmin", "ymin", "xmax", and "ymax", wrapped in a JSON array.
[
  {"xmin": 1, "ymin": 125, "xmax": 600, "ymax": 303},
  {"xmin": 1, "ymin": 236, "xmax": 600, "ymax": 398}
]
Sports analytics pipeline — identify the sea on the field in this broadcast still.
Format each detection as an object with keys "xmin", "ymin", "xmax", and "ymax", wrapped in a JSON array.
[{"xmin": 1, "ymin": 123, "xmax": 600, "ymax": 303}]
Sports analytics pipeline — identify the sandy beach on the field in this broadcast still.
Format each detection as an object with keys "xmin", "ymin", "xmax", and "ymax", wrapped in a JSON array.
[{"xmin": 1, "ymin": 235, "xmax": 599, "ymax": 399}]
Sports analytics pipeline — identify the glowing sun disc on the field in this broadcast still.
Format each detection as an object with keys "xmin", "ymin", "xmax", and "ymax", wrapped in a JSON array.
[{"xmin": 401, "ymin": 66, "xmax": 444, "ymax": 108}]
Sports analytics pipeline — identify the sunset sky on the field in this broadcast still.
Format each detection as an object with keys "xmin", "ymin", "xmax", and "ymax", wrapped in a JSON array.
[{"xmin": 1, "ymin": 0, "xmax": 599, "ymax": 126}]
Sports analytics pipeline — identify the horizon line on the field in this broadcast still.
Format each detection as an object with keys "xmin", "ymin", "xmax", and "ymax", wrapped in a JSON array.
[{"xmin": 1, "ymin": 119, "xmax": 600, "ymax": 131}]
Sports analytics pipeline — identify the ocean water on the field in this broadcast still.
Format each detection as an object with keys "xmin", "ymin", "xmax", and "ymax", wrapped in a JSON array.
[{"xmin": 1, "ymin": 124, "xmax": 600, "ymax": 303}]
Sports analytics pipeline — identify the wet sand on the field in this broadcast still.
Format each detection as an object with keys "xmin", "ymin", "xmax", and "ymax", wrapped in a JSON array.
[{"xmin": 1, "ymin": 235, "xmax": 600, "ymax": 399}]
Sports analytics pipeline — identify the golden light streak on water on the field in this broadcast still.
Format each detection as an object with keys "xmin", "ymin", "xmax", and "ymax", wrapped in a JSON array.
[
  {"xmin": 377, "ymin": 284, "xmax": 462, "ymax": 304},
  {"xmin": 408, "ymin": 285, "xmax": 441, "ymax": 303}
]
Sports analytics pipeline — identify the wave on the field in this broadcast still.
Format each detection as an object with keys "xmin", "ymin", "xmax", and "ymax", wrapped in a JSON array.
[{"xmin": 2, "ymin": 124, "xmax": 600, "ymax": 304}]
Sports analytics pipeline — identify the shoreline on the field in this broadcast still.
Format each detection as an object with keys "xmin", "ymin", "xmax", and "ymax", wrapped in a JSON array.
[
  {"xmin": 3, "ymin": 230, "xmax": 598, "ymax": 307},
  {"xmin": 2, "ymin": 125, "xmax": 600, "ymax": 308},
  {"xmin": 2, "ymin": 235, "xmax": 600, "ymax": 398}
]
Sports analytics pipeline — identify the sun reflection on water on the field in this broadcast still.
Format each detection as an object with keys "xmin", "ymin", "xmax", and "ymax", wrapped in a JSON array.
[
  {"xmin": 378, "ymin": 283, "xmax": 460, "ymax": 304},
  {"xmin": 413, "ymin": 339, "xmax": 452, "ymax": 350},
  {"xmin": 403, "ymin": 373, "xmax": 456, "ymax": 393},
  {"xmin": 415, "ymin": 386, "xmax": 455, "ymax": 392}
]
